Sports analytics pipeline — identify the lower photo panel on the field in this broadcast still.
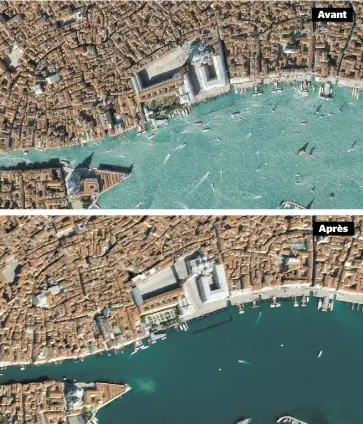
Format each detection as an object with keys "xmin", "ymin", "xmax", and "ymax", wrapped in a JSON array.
[{"xmin": 0, "ymin": 215, "xmax": 361, "ymax": 424}]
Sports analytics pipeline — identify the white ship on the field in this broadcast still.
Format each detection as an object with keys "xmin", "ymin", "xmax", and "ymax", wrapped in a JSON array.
[
  {"xmin": 318, "ymin": 350, "xmax": 323, "ymax": 358},
  {"xmin": 236, "ymin": 418, "xmax": 252, "ymax": 424}
]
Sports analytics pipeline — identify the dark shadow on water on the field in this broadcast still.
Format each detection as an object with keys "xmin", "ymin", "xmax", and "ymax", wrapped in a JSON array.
[
  {"xmin": 0, "ymin": 158, "xmax": 62, "ymax": 172},
  {"xmin": 98, "ymin": 163, "xmax": 133, "ymax": 174},
  {"xmin": 75, "ymin": 153, "xmax": 94, "ymax": 170}
]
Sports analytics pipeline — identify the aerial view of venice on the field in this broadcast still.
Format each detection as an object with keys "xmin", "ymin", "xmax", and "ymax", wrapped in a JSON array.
[
  {"xmin": 0, "ymin": 1, "xmax": 362, "ymax": 209},
  {"xmin": 1, "ymin": 214, "xmax": 363, "ymax": 424}
]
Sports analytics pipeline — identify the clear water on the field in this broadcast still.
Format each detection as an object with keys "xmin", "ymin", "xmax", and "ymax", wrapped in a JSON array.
[
  {"xmin": 1, "ymin": 83, "xmax": 362, "ymax": 209},
  {"xmin": 2, "ymin": 301, "xmax": 363, "ymax": 424}
]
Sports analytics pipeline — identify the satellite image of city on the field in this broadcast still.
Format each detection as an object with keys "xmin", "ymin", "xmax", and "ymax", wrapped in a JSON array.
[
  {"xmin": 0, "ymin": 1, "xmax": 361, "ymax": 208},
  {"xmin": 1, "ymin": 215, "xmax": 363, "ymax": 423},
  {"xmin": 1, "ymin": 1, "xmax": 363, "ymax": 423}
]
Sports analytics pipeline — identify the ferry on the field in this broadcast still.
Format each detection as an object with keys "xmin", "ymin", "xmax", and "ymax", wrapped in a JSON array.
[
  {"xmin": 236, "ymin": 418, "xmax": 252, "ymax": 424},
  {"xmin": 318, "ymin": 350, "xmax": 323, "ymax": 358}
]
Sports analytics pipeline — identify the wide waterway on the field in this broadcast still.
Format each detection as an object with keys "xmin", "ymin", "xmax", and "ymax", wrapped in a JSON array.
[
  {"xmin": 0, "ymin": 83, "xmax": 363, "ymax": 209},
  {"xmin": 2, "ymin": 301, "xmax": 363, "ymax": 424}
]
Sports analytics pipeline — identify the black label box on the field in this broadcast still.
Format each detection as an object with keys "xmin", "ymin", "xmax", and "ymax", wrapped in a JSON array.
[
  {"xmin": 313, "ymin": 222, "xmax": 355, "ymax": 236},
  {"xmin": 312, "ymin": 8, "xmax": 353, "ymax": 22}
]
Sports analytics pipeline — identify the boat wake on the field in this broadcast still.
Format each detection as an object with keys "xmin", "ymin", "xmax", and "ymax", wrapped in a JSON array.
[
  {"xmin": 174, "ymin": 142, "xmax": 187, "ymax": 152},
  {"xmin": 238, "ymin": 360, "xmax": 251, "ymax": 365},
  {"xmin": 191, "ymin": 171, "xmax": 210, "ymax": 193},
  {"xmin": 135, "ymin": 201, "xmax": 144, "ymax": 208},
  {"xmin": 254, "ymin": 311, "xmax": 262, "ymax": 326}
]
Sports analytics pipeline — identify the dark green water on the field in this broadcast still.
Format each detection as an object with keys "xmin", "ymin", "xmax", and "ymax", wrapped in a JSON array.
[{"xmin": 2, "ymin": 301, "xmax": 363, "ymax": 424}]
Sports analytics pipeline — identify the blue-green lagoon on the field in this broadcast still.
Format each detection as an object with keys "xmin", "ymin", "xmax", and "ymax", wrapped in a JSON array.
[
  {"xmin": 1, "ymin": 84, "xmax": 362, "ymax": 209},
  {"xmin": 2, "ymin": 301, "xmax": 363, "ymax": 424}
]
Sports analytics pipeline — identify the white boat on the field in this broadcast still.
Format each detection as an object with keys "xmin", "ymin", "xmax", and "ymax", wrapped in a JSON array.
[
  {"xmin": 318, "ymin": 350, "xmax": 323, "ymax": 358},
  {"xmin": 275, "ymin": 303, "xmax": 281, "ymax": 308},
  {"xmin": 202, "ymin": 128, "xmax": 210, "ymax": 132},
  {"xmin": 148, "ymin": 134, "xmax": 155, "ymax": 140},
  {"xmin": 236, "ymin": 418, "xmax": 252, "ymax": 424},
  {"xmin": 318, "ymin": 299, "xmax": 323, "ymax": 309}
]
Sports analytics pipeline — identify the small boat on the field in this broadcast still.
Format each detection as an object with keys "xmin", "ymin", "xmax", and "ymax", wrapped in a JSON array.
[
  {"xmin": 297, "ymin": 143, "xmax": 308, "ymax": 156},
  {"xmin": 140, "ymin": 344, "xmax": 149, "ymax": 350},
  {"xmin": 236, "ymin": 418, "xmax": 252, "ymax": 424},
  {"xmin": 20, "ymin": 366, "xmax": 25, "ymax": 371},
  {"xmin": 195, "ymin": 121, "xmax": 203, "ymax": 126},
  {"xmin": 148, "ymin": 134, "xmax": 155, "ymax": 140},
  {"xmin": 231, "ymin": 111, "xmax": 240, "ymax": 118},
  {"xmin": 202, "ymin": 128, "xmax": 210, "ymax": 132},
  {"xmin": 318, "ymin": 350, "xmax": 323, "ymax": 358}
]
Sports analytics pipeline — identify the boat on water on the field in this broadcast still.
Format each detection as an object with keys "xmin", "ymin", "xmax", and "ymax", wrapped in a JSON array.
[
  {"xmin": 277, "ymin": 416, "xmax": 309, "ymax": 424},
  {"xmin": 195, "ymin": 120, "xmax": 203, "ymax": 126},
  {"xmin": 202, "ymin": 128, "xmax": 210, "ymax": 132},
  {"xmin": 318, "ymin": 349, "xmax": 323, "ymax": 358},
  {"xmin": 236, "ymin": 418, "xmax": 252, "ymax": 424}
]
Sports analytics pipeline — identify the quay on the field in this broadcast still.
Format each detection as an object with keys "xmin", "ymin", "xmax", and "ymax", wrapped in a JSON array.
[{"xmin": 277, "ymin": 416, "xmax": 308, "ymax": 424}]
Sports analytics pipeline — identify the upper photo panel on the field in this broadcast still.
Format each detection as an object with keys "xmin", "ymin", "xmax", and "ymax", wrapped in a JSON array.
[{"xmin": 0, "ymin": 1, "xmax": 361, "ymax": 210}]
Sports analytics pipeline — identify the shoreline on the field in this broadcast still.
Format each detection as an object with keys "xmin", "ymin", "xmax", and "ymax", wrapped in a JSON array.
[
  {"xmin": 0, "ymin": 74, "xmax": 361, "ymax": 158},
  {"xmin": 1, "ymin": 284, "xmax": 362, "ymax": 370}
]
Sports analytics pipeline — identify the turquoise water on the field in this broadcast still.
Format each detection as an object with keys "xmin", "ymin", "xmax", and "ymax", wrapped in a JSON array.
[
  {"xmin": 1, "ymin": 84, "xmax": 363, "ymax": 209},
  {"xmin": 2, "ymin": 301, "xmax": 363, "ymax": 424}
]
